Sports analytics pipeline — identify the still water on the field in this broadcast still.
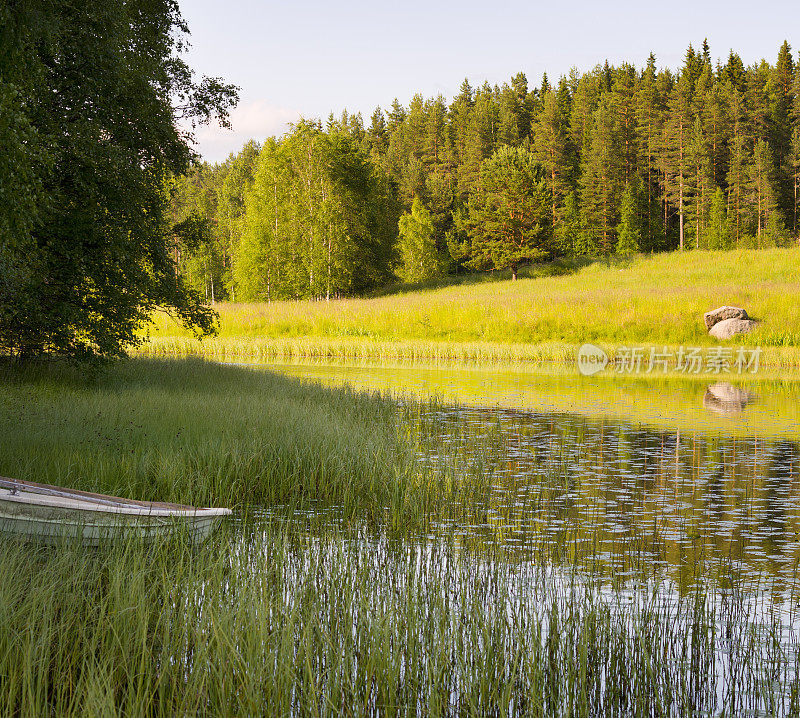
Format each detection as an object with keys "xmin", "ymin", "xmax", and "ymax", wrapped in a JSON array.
[{"xmin": 258, "ymin": 362, "xmax": 800, "ymax": 592}]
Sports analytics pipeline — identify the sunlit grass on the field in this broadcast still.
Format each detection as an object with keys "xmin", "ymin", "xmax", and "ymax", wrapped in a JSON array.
[{"xmin": 143, "ymin": 249, "xmax": 800, "ymax": 366}]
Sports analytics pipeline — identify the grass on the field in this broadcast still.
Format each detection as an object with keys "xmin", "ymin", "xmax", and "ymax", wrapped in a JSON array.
[
  {"xmin": 142, "ymin": 249, "xmax": 800, "ymax": 367},
  {"xmin": 2, "ymin": 357, "xmax": 800, "ymax": 715},
  {"xmin": 1, "ymin": 528, "xmax": 798, "ymax": 716}
]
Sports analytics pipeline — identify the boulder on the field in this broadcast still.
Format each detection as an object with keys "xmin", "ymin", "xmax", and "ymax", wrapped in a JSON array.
[
  {"xmin": 703, "ymin": 305, "xmax": 749, "ymax": 330},
  {"xmin": 708, "ymin": 317, "xmax": 758, "ymax": 340}
]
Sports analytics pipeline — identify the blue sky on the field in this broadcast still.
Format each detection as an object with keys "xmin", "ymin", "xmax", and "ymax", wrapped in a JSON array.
[{"xmin": 179, "ymin": 0, "xmax": 800, "ymax": 162}]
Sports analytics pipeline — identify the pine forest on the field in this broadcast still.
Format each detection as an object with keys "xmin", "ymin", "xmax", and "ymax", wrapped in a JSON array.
[{"xmin": 171, "ymin": 41, "xmax": 800, "ymax": 301}]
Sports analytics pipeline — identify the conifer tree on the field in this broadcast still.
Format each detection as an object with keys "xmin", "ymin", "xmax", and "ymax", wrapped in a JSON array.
[
  {"xmin": 616, "ymin": 179, "xmax": 644, "ymax": 254},
  {"xmin": 748, "ymin": 138, "xmax": 779, "ymax": 245},
  {"xmin": 707, "ymin": 187, "xmax": 730, "ymax": 249},
  {"xmin": 610, "ymin": 64, "xmax": 639, "ymax": 184},
  {"xmin": 661, "ymin": 75, "xmax": 694, "ymax": 249},
  {"xmin": 463, "ymin": 146, "xmax": 551, "ymax": 279},
  {"xmin": 635, "ymin": 54, "xmax": 667, "ymax": 250},
  {"xmin": 581, "ymin": 98, "xmax": 621, "ymax": 253},
  {"xmin": 769, "ymin": 42, "xmax": 796, "ymax": 220},
  {"xmin": 531, "ymin": 90, "xmax": 572, "ymax": 228},
  {"xmin": 726, "ymin": 84, "xmax": 750, "ymax": 246}
]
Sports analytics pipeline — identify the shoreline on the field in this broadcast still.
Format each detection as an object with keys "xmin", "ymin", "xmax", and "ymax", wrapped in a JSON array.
[{"xmin": 135, "ymin": 335, "xmax": 800, "ymax": 376}]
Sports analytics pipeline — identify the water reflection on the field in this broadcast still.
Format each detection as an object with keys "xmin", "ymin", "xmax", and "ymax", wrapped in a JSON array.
[
  {"xmin": 703, "ymin": 381, "xmax": 757, "ymax": 415},
  {"xmin": 414, "ymin": 403, "xmax": 800, "ymax": 595},
  {"xmin": 252, "ymin": 361, "xmax": 800, "ymax": 593}
]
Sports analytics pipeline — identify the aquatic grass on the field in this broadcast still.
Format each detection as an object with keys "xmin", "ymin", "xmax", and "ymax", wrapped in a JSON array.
[
  {"xmin": 0, "ymin": 527, "xmax": 798, "ymax": 716},
  {"xmin": 0, "ymin": 359, "xmax": 415, "ymax": 519},
  {"xmin": 0, "ymin": 359, "xmax": 497, "ymax": 532},
  {"xmin": 142, "ymin": 248, "xmax": 800, "ymax": 367},
  {"xmin": 2, "ymin": 358, "xmax": 800, "ymax": 714}
]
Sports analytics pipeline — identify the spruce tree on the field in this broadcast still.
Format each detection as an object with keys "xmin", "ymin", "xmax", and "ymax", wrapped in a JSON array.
[{"xmin": 615, "ymin": 179, "xmax": 644, "ymax": 254}]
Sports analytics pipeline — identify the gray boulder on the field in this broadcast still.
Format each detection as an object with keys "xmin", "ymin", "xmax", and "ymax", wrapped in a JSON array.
[
  {"xmin": 708, "ymin": 317, "xmax": 758, "ymax": 340},
  {"xmin": 703, "ymin": 305, "xmax": 749, "ymax": 330}
]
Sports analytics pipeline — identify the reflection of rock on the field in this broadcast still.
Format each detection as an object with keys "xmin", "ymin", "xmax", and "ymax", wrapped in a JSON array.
[
  {"xmin": 709, "ymin": 317, "xmax": 759, "ymax": 339},
  {"xmin": 703, "ymin": 382, "xmax": 756, "ymax": 415},
  {"xmin": 704, "ymin": 305, "xmax": 749, "ymax": 330}
]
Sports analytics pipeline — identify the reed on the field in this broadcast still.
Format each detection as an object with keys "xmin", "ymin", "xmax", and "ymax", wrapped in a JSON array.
[{"xmin": 0, "ymin": 527, "xmax": 797, "ymax": 716}]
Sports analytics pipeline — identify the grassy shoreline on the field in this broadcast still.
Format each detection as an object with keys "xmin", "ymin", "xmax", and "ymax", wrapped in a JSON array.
[
  {"xmin": 141, "ymin": 249, "xmax": 800, "ymax": 369},
  {"xmin": 2, "ymin": 358, "xmax": 799, "ymax": 714}
]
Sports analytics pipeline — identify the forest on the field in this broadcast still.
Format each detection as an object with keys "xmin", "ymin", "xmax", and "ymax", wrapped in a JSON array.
[{"xmin": 171, "ymin": 41, "xmax": 800, "ymax": 302}]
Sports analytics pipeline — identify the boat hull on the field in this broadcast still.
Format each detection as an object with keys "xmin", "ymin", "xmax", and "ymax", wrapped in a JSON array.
[{"xmin": 0, "ymin": 478, "xmax": 231, "ymax": 546}]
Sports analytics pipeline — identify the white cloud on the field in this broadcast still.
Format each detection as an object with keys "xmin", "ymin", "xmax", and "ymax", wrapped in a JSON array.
[{"xmin": 190, "ymin": 100, "xmax": 301, "ymax": 163}]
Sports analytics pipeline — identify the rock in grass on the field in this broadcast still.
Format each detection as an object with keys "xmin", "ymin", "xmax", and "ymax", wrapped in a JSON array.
[
  {"xmin": 703, "ymin": 305, "xmax": 749, "ymax": 330},
  {"xmin": 708, "ymin": 317, "xmax": 758, "ymax": 340}
]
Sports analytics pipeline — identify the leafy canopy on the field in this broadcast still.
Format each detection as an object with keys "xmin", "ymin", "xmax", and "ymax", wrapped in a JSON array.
[
  {"xmin": 0, "ymin": 0, "xmax": 238, "ymax": 361},
  {"xmin": 462, "ymin": 145, "xmax": 552, "ymax": 279}
]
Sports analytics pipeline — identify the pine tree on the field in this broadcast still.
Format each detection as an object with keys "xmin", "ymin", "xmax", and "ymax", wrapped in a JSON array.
[
  {"xmin": 580, "ymin": 98, "xmax": 621, "ymax": 254},
  {"xmin": 769, "ymin": 42, "xmax": 796, "ymax": 221},
  {"xmin": 635, "ymin": 54, "xmax": 667, "ymax": 250},
  {"xmin": 707, "ymin": 187, "xmax": 730, "ymax": 249},
  {"xmin": 687, "ymin": 116, "xmax": 714, "ymax": 249},
  {"xmin": 464, "ymin": 145, "xmax": 551, "ymax": 279},
  {"xmin": 725, "ymin": 84, "xmax": 750, "ymax": 246},
  {"xmin": 531, "ymin": 90, "xmax": 572, "ymax": 230},
  {"xmin": 661, "ymin": 74, "xmax": 694, "ymax": 250},
  {"xmin": 559, "ymin": 191, "xmax": 587, "ymax": 255},
  {"xmin": 610, "ymin": 63, "xmax": 639, "ymax": 184},
  {"xmin": 748, "ymin": 138, "xmax": 779, "ymax": 245}
]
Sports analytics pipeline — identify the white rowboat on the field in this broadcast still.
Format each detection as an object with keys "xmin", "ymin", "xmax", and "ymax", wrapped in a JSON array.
[{"xmin": 0, "ymin": 477, "xmax": 232, "ymax": 545}]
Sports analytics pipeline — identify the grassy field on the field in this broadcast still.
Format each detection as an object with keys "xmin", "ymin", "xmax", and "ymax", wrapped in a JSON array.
[{"xmin": 142, "ymin": 249, "xmax": 800, "ymax": 367}]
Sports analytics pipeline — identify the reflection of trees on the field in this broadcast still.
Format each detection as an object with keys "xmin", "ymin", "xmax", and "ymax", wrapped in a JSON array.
[{"xmin": 419, "ymin": 406, "xmax": 800, "ymax": 593}]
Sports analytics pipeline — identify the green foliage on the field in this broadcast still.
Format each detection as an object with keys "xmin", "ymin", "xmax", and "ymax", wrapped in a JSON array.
[
  {"xmin": 615, "ymin": 180, "xmax": 645, "ymax": 254},
  {"xmin": 169, "ymin": 41, "xmax": 800, "ymax": 300},
  {"xmin": 398, "ymin": 198, "xmax": 443, "ymax": 283},
  {"xmin": 707, "ymin": 187, "xmax": 731, "ymax": 249},
  {"xmin": 0, "ymin": 0, "xmax": 237, "ymax": 361},
  {"xmin": 236, "ymin": 122, "xmax": 398, "ymax": 301},
  {"xmin": 463, "ymin": 146, "xmax": 552, "ymax": 279}
]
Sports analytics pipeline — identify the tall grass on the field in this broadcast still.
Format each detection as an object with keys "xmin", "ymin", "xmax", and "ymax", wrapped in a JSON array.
[
  {"xmin": 0, "ymin": 527, "xmax": 797, "ymax": 716},
  {"xmin": 142, "ymin": 249, "xmax": 800, "ymax": 366},
  {"xmin": 0, "ymin": 358, "xmax": 493, "ymax": 529}
]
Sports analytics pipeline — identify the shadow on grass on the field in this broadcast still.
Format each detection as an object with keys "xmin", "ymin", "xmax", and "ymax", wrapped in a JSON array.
[{"xmin": 368, "ymin": 254, "xmax": 640, "ymax": 298}]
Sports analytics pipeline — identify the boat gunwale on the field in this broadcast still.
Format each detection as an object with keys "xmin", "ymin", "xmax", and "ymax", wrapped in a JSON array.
[{"xmin": 0, "ymin": 477, "xmax": 232, "ymax": 518}]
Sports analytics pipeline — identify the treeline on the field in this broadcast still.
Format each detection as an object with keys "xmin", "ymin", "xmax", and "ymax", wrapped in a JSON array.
[{"xmin": 172, "ymin": 41, "xmax": 800, "ymax": 301}]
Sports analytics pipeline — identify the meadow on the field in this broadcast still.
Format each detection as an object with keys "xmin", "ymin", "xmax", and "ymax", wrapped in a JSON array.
[{"xmin": 143, "ymin": 249, "xmax": 800, "ymax": 367}]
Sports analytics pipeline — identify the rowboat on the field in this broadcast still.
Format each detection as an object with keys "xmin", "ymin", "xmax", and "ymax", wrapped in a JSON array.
[{"xmin": 0, "ymin": 477, "xmax": 232, "ymax": 545}]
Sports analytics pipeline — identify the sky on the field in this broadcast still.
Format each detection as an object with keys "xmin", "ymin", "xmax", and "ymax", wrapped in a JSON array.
[{"xmin": 179, "ymin": 0, "xmax": 800, "ymax": 163}]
